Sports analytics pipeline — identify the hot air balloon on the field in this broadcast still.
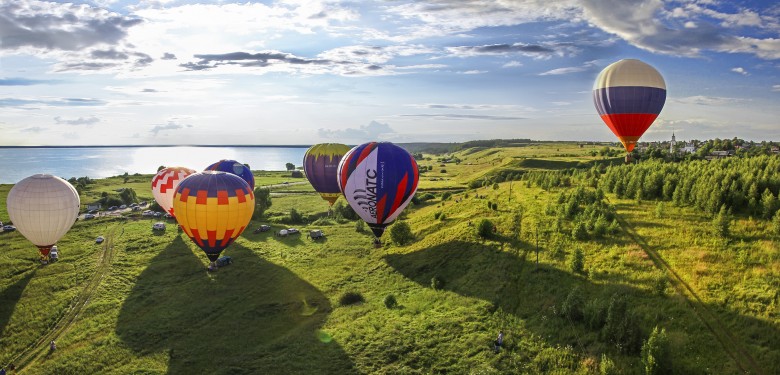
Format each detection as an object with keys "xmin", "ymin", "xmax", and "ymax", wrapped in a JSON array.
[
  {"xmin": 338, "ymin": 142, "xmax": 419, "ymax": 240},
  {"xmin": 303, "ymin": 143, "xmax": 351, "ymax": 207},
  {"xmin": 593, "ymin": 59, "xmax": 666, "ymax": 159},
  {"xmin": 173, "ymin": 171, "xmax": 254, "ymax": 270},
  {"xmin": 205, "ymin": 159, "xmax": 255, "ymax": 190},
  {"xmin": 151, "ymin": 166, "xmax": 196, "ymax": 217},
  {"xmin": 6, "ymin": 174, "xmax": 80, "ymax": 264}
]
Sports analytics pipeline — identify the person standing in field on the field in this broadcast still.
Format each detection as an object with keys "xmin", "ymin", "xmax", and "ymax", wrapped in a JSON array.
[{"xmin": 494, "ymin": 330, "xmax": 504, "ymax": 352}]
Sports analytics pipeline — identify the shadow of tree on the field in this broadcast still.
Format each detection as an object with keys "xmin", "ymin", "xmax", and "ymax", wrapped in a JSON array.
[
  {"xmin": 384, "ymin": 240, "xmax": 779, "ymax": 374},
  {"xmin": 116, "ymin": 237, "xmax": 357, "ymax": 374}
]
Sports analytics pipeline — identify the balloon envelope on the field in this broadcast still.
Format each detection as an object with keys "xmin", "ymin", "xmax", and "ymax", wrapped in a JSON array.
[
  {"xmin": 6, "ymin": 174, "xmax": 80, "ymax": 259},
  {"xmin": 173, "ymin": 171, "xmax": 255, "ymax": 262},
  {"xmin": 205, "ymin": 160, "xmax": 255, "ymax": 190},
  {"xmin": 303, "ymin": 143, "xmax": 351, "ymax": 206},
  {"xmin": 338, "ymin": 142, "xmax": 419, "ymax": 238},
  {"xmin": 593, "ymin": 59, "xmax": 666, "ymax": 152},
  {"xmin": 151, "ymin": 166, "xmax": 196, "ymax": 216}
]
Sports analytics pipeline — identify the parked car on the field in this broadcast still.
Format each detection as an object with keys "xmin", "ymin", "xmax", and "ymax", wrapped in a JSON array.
[
  {"xmin": 286, "ymin": 228, "xmax": 300, "ymax": 235},
  {"xmin": 154, "ymin": 212, "xmax": 163, "ymax": 217},
  {"xmin": 152, "ymin": 222, "xmax": 166, "ymax": 231},
  {"xmin": 142, "ymin": 210, "xmax": 154, "ymax": 217},
  {"xmin": 108, "ymin": 206, "xmax": 118, "ymax": 211},
  {"xmin": 139, "ymin": 201, "xmax": 148, "ymax": 206},
  {"xmin": 84, "ymin": 214, "xmax": 95, "ymax": 220},
  {"xmin": 277, "ymin": 229, "xmax": 288, "ymax": 237},
  {"xmin": 309, "ymin": 230, "xmax": 325, "ymax": 240},
  {"xmin": 95, "ymin": 236, "xmax": 105, "ymax": 244},
  {"xmin": 119, "ymin": 205, "xmax": 127, "ymax": 209},
  {"xmin": 49, "ymin": 246, "xmax": 59, "ymax": 262},
  {"xmin": 254, "ymin": 225, "xmax": 271, "ymax": 233},
  {"xmin": 163, "ymin": 213, "xmax": 173, "ymax": 219},
  {"xmin": 3, "ymin": 225, "xmax": 16, "ymax": 232},
  {"xmin": 215, "ymin": 256, "xmax": 233, "ymax": 267}
]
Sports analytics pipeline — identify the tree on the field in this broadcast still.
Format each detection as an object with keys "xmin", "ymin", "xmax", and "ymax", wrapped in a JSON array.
[
  {"xmin": 712, "ymin": 204, "xmax": 730, "ymax": 238},
  {"xmin": 761, "ymin": 188, "xmax": 779, "ymax": 220},
  {"xmin": 561, "ymin": 286, "xmax": 584, "ymax": 321},
  {"xmin": 570, "ymin": 248, "xmax": 584, "ymax": 274},
  {"xmin": 289, "ymin": 208, "xmax": 304, "ymax": 223},
  {"xmin": 389, "ymin": 221, "xmax": 414, "ymax": 245},
  {"xmin": 572, "ymin": 221, "xmax": 588, "ymax": 241},
  {"xmin": 773, "ymin": 211, "xmax": 780, "ymax": 236},
  {"xmin": 512, "ymin": 208, "xmax": 523, "ymax": 241},
  {"xmin": 641, "ymin": 326, "xmax": 671, "ymax": 375},
  {"xmin": 285, "ymin": 162, "xmax": 295, "ymax": 171},
  {"xmin": 253, "ymin": 187, "xmax": 272, "ymax": 219},
  {"xmin": 477, "ymin": 219, "xmax": 494, "ymax": 238},
  {"xmin": 599, "ymin": 354, "xmax": 617, "ymax": 375}
]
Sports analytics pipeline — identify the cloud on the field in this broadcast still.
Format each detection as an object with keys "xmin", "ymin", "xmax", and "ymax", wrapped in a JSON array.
[
  {"xmin": 161, "ymin": 53, "xmax": 177, "ymax": 60},
  {"xmin": 400, "ymin": 114, "xmax": 525, "ymax": 121},
  {"xmin": 502, "ymin": 61, "xmax": 523, "ymax": 68},
  {"xmin": 0, "ymin": 0, "xmax": 141, "ymax": 52},
  {"xmin": 0, "ymin": 97, "xmax": 106, "ymax": 108},
  {"xmin": 445, "ymin": 43, "xmax": 571, "ymax": 59},
  {"xmin": 21, "ymin": 126, "xmax": 46, "ymax": 133},
  {"xmin": 672, "ymin": 96, "xmax": 749, "ymax": 105},
  {"xmin": 731, "ymin": 67, "xmax": 748, "ymax": 75},
  {"xmin": 141, "ymin": 88, "xmax": 160, "ymax": 93},
  {"xmin": 539, "ymin": 60, "xmax": 599, "ymax": 75},
  {"xmin": 773, "ymin": 85, "xmax": 780, "ymax": 92},
  {"xmin": 0, "ymin": 77, "xmax": 61, "ymax": 86},
  {"xmin": 580, "ymin": 0, "xmax": 780, "ymax": 59},
  {"xmin": 149, "ymin": 121, "xmax": 193, "ymax": 136},
  {"xmin": 54, "ymin": 116, "xmax": 100, "ymax": 126},
  {"xmin": 318, "ymin": 120, "xmax": 395, "ymax": 140}
]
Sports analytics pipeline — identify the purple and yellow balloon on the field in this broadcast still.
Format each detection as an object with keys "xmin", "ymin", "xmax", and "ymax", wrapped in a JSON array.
[{"xmin": 303, "ymin": 143, "xmax": 351, "ymax": 207}]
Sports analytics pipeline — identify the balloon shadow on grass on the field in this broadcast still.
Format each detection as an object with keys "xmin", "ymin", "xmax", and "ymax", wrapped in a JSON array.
[
  {"xmin": 116, "ymin": 237, "xmax": 357, "ymax": 374},
  {"xmin": 384, "ymin": 240, "xmax": 780, "ymax": 374},
  {"xmin": 0, "ymin": 270, "xmax": 35, "ymax": 338}
]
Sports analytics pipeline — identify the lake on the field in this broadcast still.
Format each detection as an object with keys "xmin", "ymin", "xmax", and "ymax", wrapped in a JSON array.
[{"xmin": 0, "ymin": 146, "xmax": 309, "ymax": 184}]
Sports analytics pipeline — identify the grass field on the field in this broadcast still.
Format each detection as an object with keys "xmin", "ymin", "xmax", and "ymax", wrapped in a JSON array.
[{"xmin": 1, "ymin": 142, "xmax": 777, "ymax": 374}]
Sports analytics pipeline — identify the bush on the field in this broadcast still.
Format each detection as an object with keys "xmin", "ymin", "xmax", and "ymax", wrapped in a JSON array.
[
  {"xmin": 434, "ymin": 211, "xmax": 442, "ymax": 220},
  {"xmin": 383, "ymin": 294, "xmax": 398, "ymax": 309},
  {"xmin": 584, "ymin": 298, "xmax": 607, "ymax": 330},
  {"xmin": 289, "ymin": 208, "xmax": 304, "ymax": 223},
  {"xmin": 642, "ymin": 326, "xmax": 671, "ymax": 375},
  {"xmin": 572, "ymin": 221, "xmax": 589, "ymax": 241},
  {"xmin": 440, "ymin": 169, "xmax": 447, "ymax": 173},
  {"xmin": 599, "ymin": 354, "xmax": 617, "ymax": 375},
  {"xmin": 253, "ymin": 187, "xmax": 272, "ymax": 219},
  {"xmin": 570, "ymin": 248, "xmax": 584, "ymax": 274},
  {"xmin": 339, "ymin": 292, "xmax": 364, "ymax": 306},
  {"xmin": 773, "ymin": 211, "xmax": 780, "ymax": 236},
  {"xmin": 652, "ymin": 273, "xmax": 668, "ymax": 296},
  {"xmin": 441, "ymin": 192, "xmax": 452, "ymax": 200},
  {"xmin": 477, "ymin": 219, "xmax": 494, "ymax": 238},
  {"xmin": 439, "ymin": 213, "xmax": 446, "ymax": 221},
  {"xmin": 602, "ymin": 293, "xmax": 643, "ymax": 353},
  {"xmin": 491, "ymin": 202, "xmax": 498, "ymax": 210},
  {"xmin": 355, "ymin": 220, "xmax": 365, "ymax": 233},
  {"xmin": 431, "ymin": 276, "xmax": 445, "ymax": 290},
  {"xmin": 561, "ymin": 286, "xmax": 584, "ymax": 321},
  {"xmin": 492, "ymin": 183, "xmax": 499, "ymax": 190},
  {"xmin": 389, "ymin": 221, "xmax": 414, "ymax": 245},
  {"xmin": 711, "ymin": 204, "xmax": 730, "ymax": 238}
]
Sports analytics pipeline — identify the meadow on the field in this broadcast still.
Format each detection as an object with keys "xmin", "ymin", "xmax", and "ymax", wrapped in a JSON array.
[{"xmin": 0, "ymin": 142, "xmax": 777, "ymax": 374}]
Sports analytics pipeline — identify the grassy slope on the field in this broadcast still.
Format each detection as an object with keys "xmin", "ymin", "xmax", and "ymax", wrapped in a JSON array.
[{"xmin": 0, "ymin": 143, "xmax": 777, "ymax": 374}]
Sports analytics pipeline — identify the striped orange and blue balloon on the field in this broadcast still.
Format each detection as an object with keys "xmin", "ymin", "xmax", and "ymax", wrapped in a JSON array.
[
  {"xmin": 205, "ymin": 159, "xmax": 255, "ymax": 190},
  {"xmin": 337, "ymin": 142, "xmax": 419, "ymax": 238},
  {"xmin": 303, "ymin": 143, "xmax": 351, "ymax": 206},
  {"xmin": 173, "ymin": 171, "xmax": 255, "ymax": 262},
  {"xmin": 593, "ymin": 59, "xmax": 666, "ymax": 152}
]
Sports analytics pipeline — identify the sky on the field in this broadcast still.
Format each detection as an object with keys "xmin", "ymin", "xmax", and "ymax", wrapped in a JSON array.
[{"xmin": 0, "ymin": 0, "xmax": 779, "ymax": 146}]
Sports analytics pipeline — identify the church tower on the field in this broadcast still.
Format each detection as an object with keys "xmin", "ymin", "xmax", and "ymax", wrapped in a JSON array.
[{"xmin": 670, "ymin": 131, "xmax": 676, "ymax": 154}]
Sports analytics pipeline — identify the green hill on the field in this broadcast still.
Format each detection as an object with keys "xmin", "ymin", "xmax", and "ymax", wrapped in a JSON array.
[{"xmin": 1, "ymin": 143, "xmax": 777, "ymax": 374}]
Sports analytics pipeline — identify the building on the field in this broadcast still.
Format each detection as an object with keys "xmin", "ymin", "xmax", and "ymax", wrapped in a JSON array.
[{"xmin": 670, "ymin": 132, "xmax": 676, "ymax": 154}]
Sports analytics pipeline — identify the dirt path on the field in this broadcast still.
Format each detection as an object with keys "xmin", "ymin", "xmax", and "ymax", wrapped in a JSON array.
[
  {"xmin": 615, "ymin": 214, "xmax": 763, "ymax": 375},
  {"xmin": 12, "ymin": 224, "xmax": 119, "ymax": 373}
]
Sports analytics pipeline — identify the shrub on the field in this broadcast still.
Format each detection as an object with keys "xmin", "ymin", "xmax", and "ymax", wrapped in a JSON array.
[
  {"xmin": 584, "ymin": 298, "xmax": 607, "ymax": 330},
  {"xmin": 339, "ymin": 292, "xmax": 364, "ymax": 306},
  {"xmin": 439, "ymin": 213, "xmax": 446, "ymax": 221},
  {"xmin": 652, "ymin": 273, "xmax": 668, "ymax": 296},
  {"xmin": 570, "ymin": 248, "xmax": 584, "ymax": 274},
  {"xmin": 491, "ymin": 202, "xmax": 498, "ymax": 210},
  {"xmin": 572, "ymin": 221, "xmax": 589, "ymax": 241},
  {"xmin": 492, "ymin": 183, "xmax": 499, "ymax": 190},
  {"xmin": 711, "ymin": 204, "xmax": 730, "ymax": 238},
  {"xmin": 389, "ymin": 221, "xmax": 414, "ymax": 245},
  {"xmin": 253, "ymin": 187, "xmax": 272, "ymax": 219},
  {"xmin": 441, "ymin": 192, "xmax": 452, "ymax": 200},
  {"xmin": 602, "ymin": 293, "xmax": 643, "ymax": 353},
  {"xmin": 355, "ymin": 220, "xmax": 365, "ymax": 233},
  {"xmin": 434, "ymin": 211, "xmax": 442, "ymax": 220},
  {"xmin": 654, "ymin": 202, "xmax": 664, "ymax": 219},
  {"xmin": 289, "ymin": 208, "xmax": 304, "ymax": 223},
  {"xmin": 599, "ymin": 354, "xmax": 617, "ymax": 375},
  {"xmin": 641, "ymin": 326, "xmax": 671, "ymax": 375},
  {"xmin": 383, "ymin": 294, "xmax": 398, "ymax": 309},
  {"xmin": 561, "ymin": 286, "xmax": 584, "ymax": 321},
  {"xmin": 773, "ymin": 211, "xmax": 780, "ymax": 236},
  {"xmin": 431, "ymin": 276, "xmax": 445, "ymax": 290},
  {"xmin": 477, "ymin": 219, "xmax": 494, "ymax": 238},
  {"xmin": 440, "ymin": 169, "xmax": 447, "ymax": 173}
]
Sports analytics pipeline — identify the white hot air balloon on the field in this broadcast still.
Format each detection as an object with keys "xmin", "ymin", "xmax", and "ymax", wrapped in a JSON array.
[{"xmin": 7, "ymin": 174, "xmax": 81, "ymax": 263}]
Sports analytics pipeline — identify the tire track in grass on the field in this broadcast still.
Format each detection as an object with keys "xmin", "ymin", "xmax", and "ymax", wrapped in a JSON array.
[
  {"xmin": 13, "ymin": 224, "xmax": 119, "ymax": 373},
  {"xmin": 615, "ymin": 214, "xmax": 763, "ymax": 375}
]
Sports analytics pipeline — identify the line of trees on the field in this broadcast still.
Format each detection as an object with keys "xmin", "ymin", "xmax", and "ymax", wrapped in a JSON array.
[{"xmin": 596, "ymin": 156, "xmax": 780, "ymax": 219}]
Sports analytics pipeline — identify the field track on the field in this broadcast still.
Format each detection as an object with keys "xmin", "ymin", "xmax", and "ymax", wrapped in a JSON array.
[
  {"xmin": 615, "ymin": 213, "xmax": 763, "ymax": 375},
  {"xmin": 12, "ymin": 224, "xmax": 119, "ymax": 373}
]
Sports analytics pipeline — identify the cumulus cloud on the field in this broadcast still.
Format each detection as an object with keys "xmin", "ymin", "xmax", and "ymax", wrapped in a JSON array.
[
  {"xmin": 0, "ymin": 0, "xmax": 141, "ymax": 52},
  {"xmin": 445, "ymin": 43, "xmax": 573, "ymax": 59},
  {"xmin": 161, "ymin": 53, "xmax": 177, "ymax": 60},
  {"xmin": 54, "ymin": 116, "xmax": 100, "ymax": 125},
  {"xmin": 318, "ymin": 120, "xmax": 395, "ymax": 140},
  {"xmin": 731, "ymin": 67, "xmax": 748, "ymax": 75}
]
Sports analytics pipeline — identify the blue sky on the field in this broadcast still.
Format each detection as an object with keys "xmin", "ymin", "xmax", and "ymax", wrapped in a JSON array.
[{"xmin": 0, "ymin": 0, "xmax": 778, "ymax": 146}]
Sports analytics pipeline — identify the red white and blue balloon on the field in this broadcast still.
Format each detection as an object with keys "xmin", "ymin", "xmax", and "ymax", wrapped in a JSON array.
[
  {"xmin": 337, "ymin": 142, "xmax": 419, "ymax": 238},
  {"xmin": 593, "ymin": 59, "xmax": 666, "ymax": 152}
]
